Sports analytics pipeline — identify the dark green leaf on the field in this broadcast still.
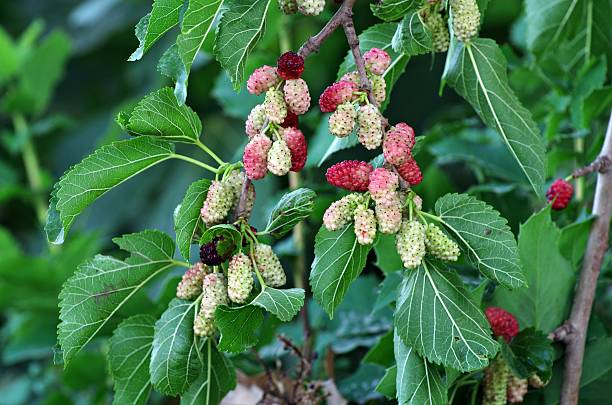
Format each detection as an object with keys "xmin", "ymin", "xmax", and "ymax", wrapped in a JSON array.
[
  {"xmin": 175, "ymin": 179, "xmax": 211, "ymax": 260},
  {"xmin": 392, "ymin": 12, "xmax": 433, "ymax": 56},
  {"xmin": 374, "ymin": 233, "xmax": 404, "ymax": 273},
  {"xmin": 372, "ymin": 271, "xmax": 403, "ymax": 314},
  {"xmin": 130, "ymin": 0, "xmax": 183, "ymax": 60},
  {"xmin": 310, "ymin": 225, "xmax": 373, "ymax": 318},
  {"xmin": 559, "ymin": 216, "xmax": 595, "ymax": 267},
  {"xmin": 215, "ymin": 305, "xmax": 263, "ymax": 353},
  {"xmin": 251, "ymin": 287, "xmax": 305, "ymax": 322},
  {"xmin": 376, "ymin": 366, "xmax": 397, "ymax": 398},
  {"xmin": 264, "ymin": 188, "xmax": 315, "ymax": 238},
  {"xmin": 363, "ymin": 330, "xmax": 394, "ymax": 367},
  {"xmin": 500, "ymin": 328, "xmax": 554, "ymax": 380},
  {"xmin": 158, "ymin": 44, "xmax": 188, "ymax": 104},
  {"xmin": 371, "ymin": 0, "xmax": 418, "ymax": 22}
]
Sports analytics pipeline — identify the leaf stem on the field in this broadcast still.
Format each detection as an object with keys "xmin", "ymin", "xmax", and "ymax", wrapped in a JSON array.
[
  {"xmin": 172, "ymin": 153, "xmax": 219, "ymax": 174},
  {"xmin": 195, "ymin": 139, "xmax": 225, "ymax": 166}
]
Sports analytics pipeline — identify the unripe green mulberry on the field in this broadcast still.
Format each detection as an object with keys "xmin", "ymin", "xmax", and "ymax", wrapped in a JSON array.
[
  {"xmin": 396, "ymin": 220, "xmax": 426, "ymax": 269},
  {"xmin": 425, "ymin": 223, "xmax": 460, "ymax": 261},
  {"xmin": 227, "ymin": 253, "xmax": 254, "ymax": 304},
  {"xmin": 375, "ymin": 193, "xmax": 402, "ymax": 234},
  {"xmin": 329, "ymin": 102, "xmax": 357, "ymax": 138},
  {"xmin": 483, "ymin": 358, "xmax": 510, "ymax": 405},
  {"xmin": 296, "ymin": 0, "xmax": 324, "ymax": 16},
  {"xmin": 194, "ymin": 273, "xmax": 228, "ymax": 337},
  {"xmin": 507, "ymin": 374, "xmax": 528, "ymax": 403},
  {"xmin": 422, "ymin": 9, "xmax": 450, "ymax": 52},
  {"xmin": 370, "ymin": 75, "xmax": 386, "ymax": 105},
  {"xmin": 357, "ymin": 104, "xmax": 383, "ymax": 150},
  {"xmin": 323, "ymin": 193, "xmax": 364, "ymax": 231},
  {"xmin": 278, "ymin": 0, "xmax": 297, "ymax": 14},
  {"xmin": 354, "ymin": 205, "xmax": 377, "ymax": 245},
  {"xmin": 176, "ymin": 262, "xmax": 208, "ymax": 300},
  {"xmin": 264, "ymin": 88, "xmax": 287, "ymax": 124},
  {"xmin": 267, "ymin": 139, "xmax": 292, "ymax": 176},
  {"xmin": 201, "ymin": 180, "xmax": 234, "ymax": 226},
  {"xmin": 451, "ymin": 0, "xmax": 480, "ymax": 42},
  {"xmin": 253, "ymin": 244, "xmax": 286, "ymax": 287}
]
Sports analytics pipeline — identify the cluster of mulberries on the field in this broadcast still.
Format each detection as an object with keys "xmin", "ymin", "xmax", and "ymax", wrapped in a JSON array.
[
  {"xmin": 200, "ymin": 169, "xmax": 255, "ymax": 227},
  {"xmin": 320, "ymin": 48, "xmax": 390, "ymax": 150},
  {"xmin": 482, "ymin": 355, "xmax": 531, "ymax": 405},
  {"xmin": 244, "ymin": 52, "xmax": 309, "ymax": 180},
  {"xmin": 384, "ymin": 122, "xmax": 422, "ymax": 186},
  {"xmin": 420, "ymin": 3, "xmax": 450, "ymax": 52},
  {"xmin": 277, "ymin": 0, "xmax": 325, "ymax": 16}
]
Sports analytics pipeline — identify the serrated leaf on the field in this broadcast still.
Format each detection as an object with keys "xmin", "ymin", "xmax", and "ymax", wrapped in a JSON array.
[
  {"xmin": 108, "ymin": 315, "xmax": 156, "ymax": 405},
  {"xmin": 264, "ymin": 188, "xmax": 315, "ymax": 238},
  {"xmin": 434, "ymin": 193, "xmax": 525, "ymax": 289},
  {"xmin": 394, "ymin": 331, "xmax": 447, "ymax": 405},
  {"xmin": 318, "ymin": 133, "xmax": 360, "ymax": 167},
  {"xmin": 215, "ymin": 305, "xmax": 263, "ymax": 353},
  {"xmin": 371, "ymin": 0, "xmax": 418, "ymax": 22},
  {"xmin": 214, "ymin": 0, "xmax": 272, "ymax": 90},
  {"xmin": 310, "ymin": 225, "xmax": 373, "ymax": 318},
  {"xmin": 150, "ymin": 298, "xmax": 201, "ymax": 396},
  {"xmin": 58, "ymin": 230, "xmax": 177, "ymax": 364},
  {"xmin": 181, "ymin": 340, "xmax": 236, "ymax": 405},
  {"xmin": 392, "ymin": 12, "xmax": 433, "ymax": 56},
  {"xmin": 395, "ymin": 260, "xmax": 499, "ymax": 372},
  {"xmin": 53, "ymin": 136, "xmax": 175, "ymax": 241},
  {"xmin": 492, "ymin": 206, "xmax": 575, "ymax": 333},
  {"xmin": 338, "ymin": 23, "xmax": 410, "ymax": 111},
  {"xmin": 500, "ymin": 328, "xmax": 554, "ymax": 380},
  {"xmin": 177, "ymin": 0, "xmax": 225, "ymax": 83},
  {"xmin": 443, "ymin": 39, "xmax": 546, "ymax": 194},
  {"xmin": 158, "ymin": 44, "xmax": 188, "ymax": 103},
  {"xmin": 175, "ymin": 179, "xmax": 211, "ymax": 260},
  {"xmin": 45, "ymin": 182, "xmax": 64, "ymax": 244},
  {"xmin": 130, "ymin": 0, "xmax": 183, "ymax": 60},
  {"xmin": 122, "ymin": 88, "xmax": 202, "ymax": 143},
  {"xmin": 251, "ymin": 287, "xmax": 305, "ymax": 322}
]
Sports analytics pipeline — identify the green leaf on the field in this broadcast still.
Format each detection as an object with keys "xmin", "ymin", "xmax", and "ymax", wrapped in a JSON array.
[
  {"xmin": 157, "ymin": 44, "xmax": 188, "ymax": 104},
  {"xmin": 394, "ymin": 331, "xmax": 447, "ymax": 405},
  {"xmin": 500, "ymin": 328, "xmax": 554, "ymax": 381},
  {"xmin": 443, "ymin": 39, "xmax": 546, "ymax": 194},
  {"xmin": 121, "ymin": 88, "xmax": 202, "ymax": 143},
  {"xmin": 150, "ymin": 298, "xmax": 201, "ymax": 396},
  {"xmin": 524, "ymin": 0, "xmax": 583, "ymax": 55},
  {"xmin": 130, "ymin": 0, "xmax": 183, "ymax": 60},
  {"xmin": 374, "ymin": 234, "xmax": 404, "ymax": 273},
  {"xmin": 317, "ymin": 132, "xmax": 360, "ymax": 167},
  {"xmin": 395, "ymin": 260, "xmax": 499, "ymax": 371},
  {"xmin": 376, "ymin": 366, "xmax": 397, "ymax": 398},
  {"xmin": 338, "ymin": 23, "xmax": 410, "ymax": 111},
  {"xmin": 108, "ymin": 315, "xmax": 156, "ymax": 405},
  {"xmin": 492, "ymin": 206, "xmax": 575, "ymax": 333},
  {"xmin": 363, "ymin": 331, "xmax": 394, "ymax": 368},
  {"xmin": 392, "ymin": 12, "xmax": 433, "ymax": 56},
  {"xmin": 175, "ymin": 179, "xmax": 211, "ymax": 260},
  {"xmin": 214, "ymin": 0, "xmax": 272, "ymax": 90},
  {"xmin": 371, "ymin": 0, "xmax": 418, "ymax": 22},
  {"xmin": 45, "ymin": 183, "xmax": 64, "ymax": 244},
  {"xmin": 264, "ymin": 188, "xmax": 316, "ymax": 238},
  {"xmin": 58, "ymin": 230, "xmax": 177, "ymax": 364},
  {"xmin": 372, "ymin": 271, "xmax": 403, "ymax": 314},
  {"xmin": 53, "ymin": 136, "xmax": 175, "ymax": 241},
  {"xmin": 559, "ymin": 215, "xmax": 595, "ymax": 267},
  {"xmin": 177, "ymin": 0, "xmax": 225, "ymax": 83},
  {"xmin": 251, "ymin": 287, "xmax": 305, "ymax": 322},
  {"xmin": 215, "ymin": 305, "xmax": 263, "ymax": 353},
  {"xmin": 434, "ymin": 193, "xmax": 525, "ymax": 289},
  {"xmin": 181, "ymin": 340, "xmax": 236, "ymax": 405},
  {"xmin": 569, "ymin": 57, "xmax": 607, "ymax": 129},
  {"xmin": 310, "ymin": 225, "xmax": 373, "ymax": 318},
  {"xmin": 0, "ymin": 27, "xmax": 18, "ymax": 86}
]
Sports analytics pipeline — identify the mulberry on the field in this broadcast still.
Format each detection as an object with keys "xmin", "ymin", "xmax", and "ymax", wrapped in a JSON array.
[
  {"xmin": 383, "ymin": 127, "xmax": 412, "ymax": 165},
  {"xmin": 363, "ymin": 48, "xmax": 391, "ymax": 75},
  {"xmin": 201, "ymin": 180, "xmax": 234, "ymax": 226},
  {"xmin": 370, "ymin": 75, "xmax": 386, "ymax": 105},
  {"xmin": 375, "ymin": 194, "xmax": 402, "ymax": 234},
  {"xmin": 425, "ymin": 223, "xmax": 460, "ymax": 261},
  {"xmin": 247, "ymin": 65, "xmax": 280, "ymax": 95},
  {"xmin": 296, "ymin": 0, "xmax": 325, "ymax": 16},
  {"xmin": 396, "ymin": 220, "xmax": 426, "ymax": 269},
  {"xmin": 485, "ymin": 307, "xmax": 519, "ymax": 342},
  {"xmin": 422, "ymin": 9, "xmax": 450, "ymax": 52},
  {"xmin": 194, "ymin": 273, "xmax": 228, "ymax": 337},
  {"xmin": 176, "ymin": 262, "xmax": 208, "ymax": 300},
  {"xmin": 267, "ymin": 139, "xmax": 292, "ymax": 176},
  {"xmin": 329, "ymin": 102, "xmax": 357, "ymax": 137},
  {"xmin": 200, "ymin": 238, "xmax": 232, "ymax": 266},
  {"xmin": 546, "ymin": 179, "xmax": 573, "ymax": 210},
  {"xmin": 507, "ymin": 375, "xmax": 528, "ymax": 403},
  {"xmin": 281, "ymin": 111, "xmax": 299, "ymax": 128},
  {"xmin": 354, "ymin": 205, "xmax": 377, "ymax": 245},
  {"xmin": 283, "ymin": 78, "xmax": 310, "ymax": 115},
  {"xmin": 396, "ymin": 158, "xmax": 423, "ymax": 186},
  {"xmin": 483, "ymin": 358, "xmax": 510, "ymax": 405},
  {"xmin": 340, "ymin": 70, "xmax": 360, "ymax": 85},
  {"xmin": 326, "ymin": 160, "xmax": 373, "ymax": 192},
  {"xmin": 243, "ymin": 134, "xmax": 272, "ymax": 180},
  {"xmin": 264, "ymin": 88, "xmax": 287, "ymax": 124},
  {"xmin": 357, "ymin": 104, "xmax": 383, "ymax": 150},
  {"xmin": 277, "ymin": 51, "xmax": 305, "ymax": 80},
  {"xmin": 319, "ymin": 81, "xmax": 358, "ymax": 113},
  {"xmin": 450, "ymin": 0, "xmax": 480, "ymax": 42},
  {"xmin": 393, "ymin": 122, "xmax": 416, "ymax": 149},
  {"xmin": 227, "ymin": 253, "xmax": 254, "ymax": 304},
  {"xmin": 282, "ymin": 127, "xmax": 307, "ymax": 172},
  {"xmin": 253, "ymin": 244, "xmax": 286, "ymax": 287},
  {"xmin": 368, "ymin": 167, "xmax": 399, "ymax": 203},
  {"xmin": 323, "ymin": 193, "xmax": 364, "ymax": 231},
  {"xmin": 278, "ymin": 0, "xmax": 297, "ymax": 14},
  {"xmin": 245, "ymin": 104, "xmax": 266, "ymax": 138}
]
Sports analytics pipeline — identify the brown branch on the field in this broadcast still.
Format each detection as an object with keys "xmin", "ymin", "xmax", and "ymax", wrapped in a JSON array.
[
  {"xmin": 341, "ymin": 18, "xmax": 377, "ymax": 105},
  {"xmin": 572, "ymin": 155, "xmax": 611, "ymax": 178},
  {"xmin": 559, "ymin": 112, "xmax": 612, "ymax": 405}
]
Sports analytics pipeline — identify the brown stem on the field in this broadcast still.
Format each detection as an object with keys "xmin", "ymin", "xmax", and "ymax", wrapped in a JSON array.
[
  {"xmin": 571, "ymin": 155, "xmax": 611, "ymax": 178},
  {"xmin": 559, "ymin": 112, "xmax": 612, "ymax": 405},
  {"xmin": 341, "ymin": 18, "xmax": 377, "ymax": 105}
]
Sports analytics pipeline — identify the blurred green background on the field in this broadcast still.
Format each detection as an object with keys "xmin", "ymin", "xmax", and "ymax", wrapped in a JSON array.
[{"xmin": 1, "ymin": 0, "xmax": 610, "ymax": 404}]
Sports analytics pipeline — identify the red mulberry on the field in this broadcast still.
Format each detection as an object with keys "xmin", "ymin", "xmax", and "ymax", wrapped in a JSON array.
[
  {"xmin": 546, "ymin": 179, "xmax": 573, "ymax": 210},
  {"xmin": 277, "ymin": 51, "xmax": 305, "ymax": 80},
  {"xmin": 485, "ymin": 307, "xmax": 519, "ymax": 342},
  {"xmin": 319, "ymin": 81, "xmax": 358, "ymax": 113},
  {"xmin": 396, "ymin": 159, "xmax": 423, "ymax": 186},
  {"xmin": 326, "ymin": 160, "xmax": 373, "ymax": 192},
  {"xmin": 243, "ymin": 134, "xmax": 272, "ymax": 180},
  {"xmin": 282, "ymin": 127, "xmax": 307, "ymax": 172}
]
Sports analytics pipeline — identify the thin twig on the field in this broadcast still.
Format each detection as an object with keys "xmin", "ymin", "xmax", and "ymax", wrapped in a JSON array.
[
  {"xmin": 571, "ymin": 155, "xmax": 611, "ymax": 178},
  {"xmin": 341, "ymin": 19, "xmax": 377, "ymax": 105},
  {"xmin": 559, "ymin": 112, "xmax": 612, "ymax": 405}
]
